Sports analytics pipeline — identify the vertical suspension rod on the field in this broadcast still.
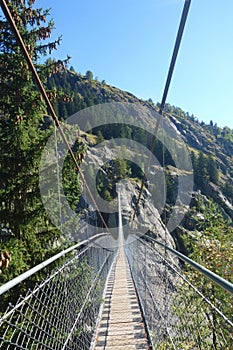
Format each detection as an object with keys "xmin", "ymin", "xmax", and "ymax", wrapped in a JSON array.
[
  {"xmin": 0, "ymin": 0, "xmax": 110, "ymax": 232},
  {"xmin": 131, "ymin": 0, "xmax": 192, "ymax": 223},
  {"xmin": 159, "ymin": 0, "xmax": 192, "ymax": 114}
]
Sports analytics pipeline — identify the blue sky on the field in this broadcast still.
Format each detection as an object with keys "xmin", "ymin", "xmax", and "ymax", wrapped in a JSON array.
[{"xmin": 6, "ymin": 1, "xmax": 233, "ymax": 128}]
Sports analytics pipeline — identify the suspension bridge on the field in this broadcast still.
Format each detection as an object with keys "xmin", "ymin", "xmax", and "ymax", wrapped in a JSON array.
[
  {"xmin": 0, "ymin": 0, "xmax": 233, "ymax": 348},
  {"xmin": 0, "ymin": 192, "xmax": 233, "ymax": 349}
]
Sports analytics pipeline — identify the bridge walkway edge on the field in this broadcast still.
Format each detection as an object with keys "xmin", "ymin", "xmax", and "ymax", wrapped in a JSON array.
[{"xmin": 93, "ymin": 193, "xmax": 150, "ymax": 349}]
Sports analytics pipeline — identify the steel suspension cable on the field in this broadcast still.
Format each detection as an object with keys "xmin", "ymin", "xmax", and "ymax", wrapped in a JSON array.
[
  {"xmin": 131, "ymin": 0, "xmax": 192, "ymax": 223},
  {"xmin": 54, "ymin": 122, "xmax": 63, "ymax": 234},
  {"xmin": 160, "ymin": 115, "xmax": 169, "ymax": 346},
  {"xmin": 0, "ymin": 0, "xmax": 110, "ymax": 232}
]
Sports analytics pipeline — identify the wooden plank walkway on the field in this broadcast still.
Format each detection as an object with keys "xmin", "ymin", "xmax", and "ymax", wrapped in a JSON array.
[{"xmin": 93, "ymin": 194, "xmax": 150, "ymax": 350}]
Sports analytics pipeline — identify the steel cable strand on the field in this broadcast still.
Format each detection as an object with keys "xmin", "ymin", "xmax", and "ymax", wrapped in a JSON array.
[
  {"xmin": 130, "ymin": 0, "xmax": 192, "ymax": 224},
  {"xmin": 137, "ymin": 236, "xmax": 233, "ymax": 347},
  {"xmin": 0, "ymin": 240, "xmax": 116, "ymax": 349},
  {"xmin": 61, "ymin": 252, "xmax": 112, "ymax": 349},
  {"xmin": 128, "ymin": 235, "xmax": 232, "ymax": 347},
  {"xmin": 125, "ymin": 239, "xmax": 176, "ymax": 348},
  {"xmin": 140, "ymin": 235, "xmax": 233, "ymax": 327}
]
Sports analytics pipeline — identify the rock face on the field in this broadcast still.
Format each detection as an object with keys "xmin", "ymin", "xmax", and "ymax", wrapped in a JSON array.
[
  {"xmin": 168, "ymin": 114, "xmax": 233, "ymax": 220},
  {"xmin": 204, "ymin": 182, "xmax": 233, "ymax": 219},
  {"xmin": 118, "ymin": 180, "xmax": 176, "ymax": 249},
  {"xmin": 78, "ymin": 138, "xmax": 177, "ymax": 251},
  {"xmin": 169, "ymin": 115, "xmax": 232, "ymax": 170},
  {"xmin": 76, "ymin": 109, "xmax": 233, "ymax": 253},
  {"xmin": 52, "ymin": 70, "xmax": 233, "ymax": 252}
]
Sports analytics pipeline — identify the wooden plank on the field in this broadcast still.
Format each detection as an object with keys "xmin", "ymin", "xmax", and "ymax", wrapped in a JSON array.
[
  {"xmin": 94, "ymin": 249, "xmax": 149, "ymax": 349},
  {"xmin": 93, "ymin": 194, "xmax": 149, "ymax": 349}
]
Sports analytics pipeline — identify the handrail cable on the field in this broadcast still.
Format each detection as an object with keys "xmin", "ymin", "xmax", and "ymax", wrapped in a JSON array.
[
  {"xmin": 131, "ymin": 0, "xmax": 192, "ymax": 223},
  {"xmin": 141, "ymin": 234, "xmax": 233, "ymax": 296},
  {"xmin": 61, "ymin": 253, "xmax": 111, "ymax": 349},
  {"xmin": 126, "ymin": 240, "xmax": 176, "ymax": 348},
  {"xmin": 161, "ymin": 115, "xmax": 169, "ymax": 345},
  {"xmin": 126, "ymin": 236, "xmax": 233, "ymax": 329},
  {"xmin": 0, "ymin": 246, "xmax": 91, "ymax": 322},
  {"xmin": 0, "ymin": 0, "xmax": 109, "ymax": 233},
  {"xmin": 0, "ymin": 232, "xmax": 108, "ymax": 296}
]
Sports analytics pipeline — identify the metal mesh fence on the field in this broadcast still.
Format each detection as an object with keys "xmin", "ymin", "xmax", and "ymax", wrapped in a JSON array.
[
  {"xmin": 125, "ymin": 236, "xmax": 233, "ymax": 350},
  {"xmin": 0, "ymin": 238, "xmax": 117, "ymax": 350}
]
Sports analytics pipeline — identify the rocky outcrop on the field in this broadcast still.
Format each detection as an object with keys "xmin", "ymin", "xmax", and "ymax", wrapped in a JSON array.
[
  {"xmin": 203, "ymin": 182, "xmax": 233, "ymax": 220},
  {"xmin": 56, "ymin": 71, "xmax": 233, "ymax": 253}
]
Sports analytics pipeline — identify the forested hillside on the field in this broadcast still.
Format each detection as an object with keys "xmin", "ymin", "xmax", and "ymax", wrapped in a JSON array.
[
  {"xmin": 48, "ymin": 68, "xmax": 233, "ymax": 209},
  {"xmin": 44, "ymin": 67, "xmax": 233, "ymax": 284},
  {"xmin": 46, "ymin": 68, "xmax": 233, "ymax": 315}
]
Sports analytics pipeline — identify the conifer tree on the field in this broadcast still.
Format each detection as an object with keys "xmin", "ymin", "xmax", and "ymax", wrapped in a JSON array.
[
  {"xmin": 207, "ymin": 155, "xmax": 219, "ymax": 185},
  {"xmin": 0, "ymin": 0, "xmax": 69, "ymax": 278},
  {"xmin": 195, "ymin": 152, "xmax": 208, "ymax": 188}
]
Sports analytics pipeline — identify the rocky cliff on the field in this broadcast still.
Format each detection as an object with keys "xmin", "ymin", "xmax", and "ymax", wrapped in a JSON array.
[{"xmin": 50, "ymin": 69, "xmax": 233, "ymax": 252}]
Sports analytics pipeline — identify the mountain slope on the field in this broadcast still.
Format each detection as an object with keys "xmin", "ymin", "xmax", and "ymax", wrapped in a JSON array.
[
  {"xmin": 46, "ymin": 69, "xmax": 233, "ymax": 278},
  {"xmin": 48, "ymin": 69, "xmax": 233, "ymax": 220}
]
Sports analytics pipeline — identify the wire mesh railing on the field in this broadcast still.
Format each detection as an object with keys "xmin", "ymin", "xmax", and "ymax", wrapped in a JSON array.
[
  {"xmin": 0, "ymin": 234, "xmax": 117, "ymax": 350},
  {"xmin": 125, "ymin": 235, "xmax": 233, "ymax": 350}
]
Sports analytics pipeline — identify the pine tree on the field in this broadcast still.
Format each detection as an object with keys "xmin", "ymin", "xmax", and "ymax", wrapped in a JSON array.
[
  {"xmin": 207, "ymin": 155, "xmax": 219, "ymax": 185},
  {"xmin": 85, "ymin": 70, "xmax": 94, "ymax": 81},
  {"xmin": 195, "ymin": 152, "xmax": 208, "ymax": 188},
  {"xmin": 113, "ymin": 158, "xmax": 131, "ymax": 179},
  {"xmin": 0, "ymin": 0, "xmax": 68, "ymax": 280}
]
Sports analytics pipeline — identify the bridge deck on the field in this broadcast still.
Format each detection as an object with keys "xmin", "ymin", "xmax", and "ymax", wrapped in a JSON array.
[{"xmin": 94, "ymin": 246, "xmax": 149, "ymax": 349}]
